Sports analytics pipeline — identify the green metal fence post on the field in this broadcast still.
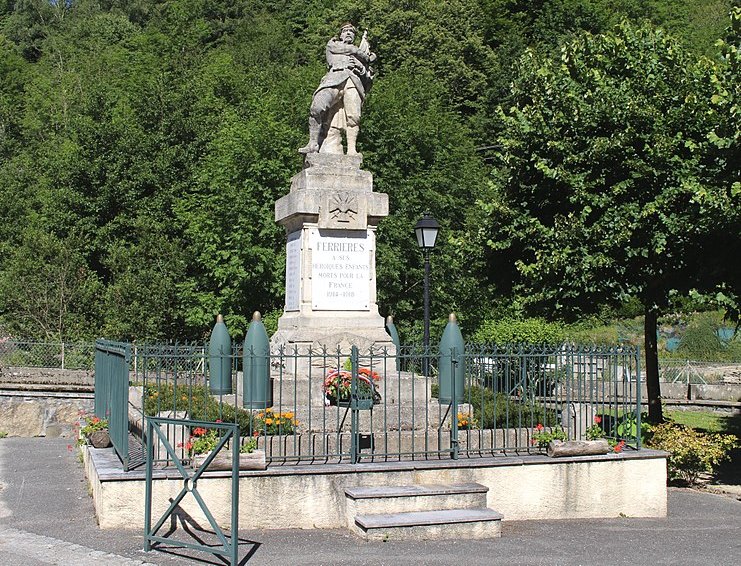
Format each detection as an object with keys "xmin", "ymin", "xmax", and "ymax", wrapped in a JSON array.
[
  {"xmin": 144, "ymin": 417, "xmax": 153, "ymax": 552},
  {"xmin": 451, "ymin": 345, "xmax": 459, "ymax": 460},
  {"xmin": 635, "ymin": 346, "xmax": 642, "ymax": 449},
  {"xmin": 350, "ymin": 345, "xmax": 360, "ymax": 463}
]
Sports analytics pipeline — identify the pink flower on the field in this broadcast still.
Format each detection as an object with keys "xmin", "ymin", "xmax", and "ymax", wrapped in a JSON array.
[
  {"xmin": 215, "ymin": 419, "xmax": 222, "ymax": 423},
  {"xmin": 594, "ymin": 416, "xmax": 602, "ymax": 424},
  {"xmin": 536, "ymin": 423, "xmax": 544, "ymax": 431}
]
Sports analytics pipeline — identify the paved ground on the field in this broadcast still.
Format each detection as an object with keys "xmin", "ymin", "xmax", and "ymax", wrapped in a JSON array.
[{"xmin": 0, "ymin": 437, "xmax": 739, "ymax": 565}]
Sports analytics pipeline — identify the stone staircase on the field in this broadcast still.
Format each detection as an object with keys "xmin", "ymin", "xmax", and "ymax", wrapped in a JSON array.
[{"xmin": 344, "ymin": 482, "xmax": 503, "ymax": 541}]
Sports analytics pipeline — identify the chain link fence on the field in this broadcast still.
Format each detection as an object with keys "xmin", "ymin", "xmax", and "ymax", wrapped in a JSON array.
[
  {"xmin": 658, "ymin": 358, "xmax": 741, "ymax": 384},
  {"xmin": 0, "ymin": 340, "xmax": 95, "ymax": 371}
]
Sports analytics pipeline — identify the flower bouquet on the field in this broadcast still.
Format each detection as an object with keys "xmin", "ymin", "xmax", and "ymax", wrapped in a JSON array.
[{"xmin": 323, "ymin": 367, "xmax": 381, "ymax": 409}]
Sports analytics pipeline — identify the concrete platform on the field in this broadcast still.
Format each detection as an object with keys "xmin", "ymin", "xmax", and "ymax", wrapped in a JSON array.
[{"xmin": 83, "ymin": 441, "xmax": 669, "ymax": 531}]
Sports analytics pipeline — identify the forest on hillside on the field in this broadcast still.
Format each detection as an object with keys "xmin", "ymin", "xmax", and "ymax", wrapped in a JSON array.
[{"xmin": 0, "ymin": 0, "xmax": 738, "ymax": 349}]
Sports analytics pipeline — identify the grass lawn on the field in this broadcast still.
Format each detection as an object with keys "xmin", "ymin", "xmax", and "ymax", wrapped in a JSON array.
[{"xmin": 666, "ymin": 410, "xmax": 741, "ymax": 436}]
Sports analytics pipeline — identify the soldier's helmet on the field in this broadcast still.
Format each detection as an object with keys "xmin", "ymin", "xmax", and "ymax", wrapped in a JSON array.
[{"xmin": 339, "ymin": 22, "xmax": 357, "ymax": 35}]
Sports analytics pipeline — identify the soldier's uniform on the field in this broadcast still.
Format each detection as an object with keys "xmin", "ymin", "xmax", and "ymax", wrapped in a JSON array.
[{"xmin": 299, "ymin": 24, "xmax": 375, "ymax": 155}]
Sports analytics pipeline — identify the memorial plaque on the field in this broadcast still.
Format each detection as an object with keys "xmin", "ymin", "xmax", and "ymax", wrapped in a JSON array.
[
  {"xmin": 285, "ymin": 231, "xmax": 301, "ymax": 311},
  {"xmin": 310, "ymin": 228, "xmax": 370, "ymax": 310}
]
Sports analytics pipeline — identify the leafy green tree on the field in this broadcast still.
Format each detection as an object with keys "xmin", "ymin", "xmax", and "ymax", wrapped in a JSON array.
[
  {"xmin": 479, "ymin": 21, "xmax": 739, "ymax": 423},
  {"xmin": 362, "ymin": 68, "xmax": 492, "ymax": 341},
  {"xmin": 101, "ymin": 218, "xmax": 188, "ymax": 341},
  {"xmin": 0, "ymin": 230, "xmax": 102, "ymax": 340}
]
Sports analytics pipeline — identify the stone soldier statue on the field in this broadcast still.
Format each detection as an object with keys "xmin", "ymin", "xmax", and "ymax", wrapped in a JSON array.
[{"xmin": 298, "ymin": 23, "xmax": 376, "ymax": 155}]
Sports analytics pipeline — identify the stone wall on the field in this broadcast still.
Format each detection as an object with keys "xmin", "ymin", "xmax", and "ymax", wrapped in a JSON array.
[
  {"xmin": 0, "ymin": 367, "xmax": 94, "ymax": 387},
  {"xmin": 0, "ymin": 392, "xmax": 93, "ymax": 437},
  {"xmin": 84, "ymin": 447, "xmax": 668, "ymax": 530}
]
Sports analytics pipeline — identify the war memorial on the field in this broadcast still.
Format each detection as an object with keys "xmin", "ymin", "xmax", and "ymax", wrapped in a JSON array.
[{"xmin": 79, "ymin": 24, "xmax": 668, "ymax": 564}]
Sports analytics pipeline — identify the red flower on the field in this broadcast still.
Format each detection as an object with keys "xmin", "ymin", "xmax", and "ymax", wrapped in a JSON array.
[
  {"xmin": 614, "ymin": 440, "xmax": 626, "ymax": 453},
  {"xmin": 536, "ymin": 423, "xmax": 544, "ymax": 431},
  {"xmin": 215, "ymin": 419, "xmax": 222, "ymax": 423},
  {"xmin": 192, "ymin": 427, "xmax": 207, "ymax": 436},
  {"xmin": 594, "ymin": 416, "xmax": 602, "ymax": 424}
]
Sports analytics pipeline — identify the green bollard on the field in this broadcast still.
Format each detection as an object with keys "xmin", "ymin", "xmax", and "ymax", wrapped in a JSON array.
[
  {"xmin": 243, "ymin": 311, "xmax": 273, "ymax": 409},
  {"xmin": 385, "ymin": 315, "xmax": 401, "ymax": 371},
  {"xmin": 209, "ymin": 314, "xmax": 232, "ymax": 395},
  {"xmin": 438, "ymin": 312, "xmax": 465, "ymax": 405}
]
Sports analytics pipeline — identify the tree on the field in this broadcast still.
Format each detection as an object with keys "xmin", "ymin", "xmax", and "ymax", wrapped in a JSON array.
[
  {"xmin": 479, "ymin": 20, "xmax": 739, "ymax": 423},
  {"xmin": 0, "ymin": 230, "xmax": 102, "ymax": 340}
]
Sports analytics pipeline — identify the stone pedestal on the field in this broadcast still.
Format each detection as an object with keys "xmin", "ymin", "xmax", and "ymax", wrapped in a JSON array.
[{"xmin": 272, "ymin": 153, "xmax": 393, "ymax": 352}]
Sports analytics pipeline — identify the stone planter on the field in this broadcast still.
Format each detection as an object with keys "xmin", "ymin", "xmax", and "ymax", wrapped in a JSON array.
[
  {"xmin": 88, "ymin": 430, "xmax": 111, "ymax": 449},
  {"xmin": 192, "ymin": 450, "xmax": 266, "ymax": 471},
  {"xmin": 546, "ymin": 439, "xmax": 610, "ymax": 458}
]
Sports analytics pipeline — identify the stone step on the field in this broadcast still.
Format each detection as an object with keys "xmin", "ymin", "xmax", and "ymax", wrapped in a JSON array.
[
  {"xmin": 352, "ymin": 508, "xmax": 503, "ymax": 541},
  {"xmin": 345, "ymin": 483, "xmax": 488, "ymax": 515}
]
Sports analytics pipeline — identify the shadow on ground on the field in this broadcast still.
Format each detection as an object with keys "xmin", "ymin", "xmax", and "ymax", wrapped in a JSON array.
[{"xmin": 714, "ymin": 413, "xmax": 741, "ymax": 485}]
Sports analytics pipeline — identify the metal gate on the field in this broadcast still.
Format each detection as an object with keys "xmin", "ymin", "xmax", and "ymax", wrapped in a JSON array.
[{"xmin": 144, "ymin": 417, "xmax": 240, "ymax": 565}]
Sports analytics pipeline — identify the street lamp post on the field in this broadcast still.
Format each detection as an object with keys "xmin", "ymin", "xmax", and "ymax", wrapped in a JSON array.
[{"xmin": 415, "ymin": 213, "xmax": 440, "ymax": 376}]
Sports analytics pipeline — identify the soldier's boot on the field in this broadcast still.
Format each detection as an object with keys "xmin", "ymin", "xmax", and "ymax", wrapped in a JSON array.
[{"xmin": 298, "ymin": 117, "xmax": 321, "ymax": 154}]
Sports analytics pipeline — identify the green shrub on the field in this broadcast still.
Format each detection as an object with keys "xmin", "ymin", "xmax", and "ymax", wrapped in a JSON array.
[
  {"xmin": 465, "ymin": 385, "xmax": 559, "ymax": 429},
  {"xmin": 143, "ymin": 383, "xmax": 256, "ymax": 437},
  {"xmin": 677, "ymin": 311, "xmax": 727, "ymax": 360},
  {"xmin": 647, "ymin": 422, "xmax": 738, "ymax": 485},
  {"xmin": 664, "ymin": 310, "xmax": 741, "ymax": 362},
  {"xmin": 471, "ymin": 318, "xmax": 567, "ymax": 345}
]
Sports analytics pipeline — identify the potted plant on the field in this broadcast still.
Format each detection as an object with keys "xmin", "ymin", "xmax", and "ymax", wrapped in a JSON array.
[
  {"xmin": 323, "ymin": 366, "xmax": 381, "ymax": 409},
  {"xmin": 186, "ymin": 425, "xmax": 266, "ymax": 471},
  {"xmin": 78, "ymin": 414, "xmax": 111, "ymax": 449}
]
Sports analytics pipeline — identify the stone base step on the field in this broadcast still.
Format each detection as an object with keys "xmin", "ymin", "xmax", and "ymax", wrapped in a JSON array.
[
  {"xmin": 345, "ymin": 483, "xmax": 488, "ymax": 515},
  {"xmin": 353, "ymin": 508, "xmax": 503, "ymax": 541}
]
